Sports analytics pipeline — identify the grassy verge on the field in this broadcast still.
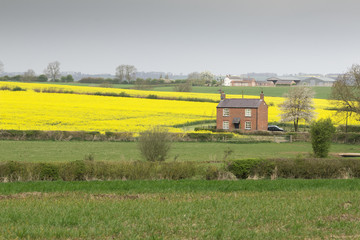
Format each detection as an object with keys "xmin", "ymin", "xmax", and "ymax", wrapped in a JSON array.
[
  {"xmin": 0, "ymin": 141, "xmax": 359, "ymax": 163},
  {"xmin": 1, "ymin": 180, "xmax": 360, "ymax": 239}
]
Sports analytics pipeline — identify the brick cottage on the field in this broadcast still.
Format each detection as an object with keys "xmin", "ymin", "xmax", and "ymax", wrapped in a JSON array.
[{"xmin": 216, "ymin": 91, "xmax": 268, "ymax": 131}]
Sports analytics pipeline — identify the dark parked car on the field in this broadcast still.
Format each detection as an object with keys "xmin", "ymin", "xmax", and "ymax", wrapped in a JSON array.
[{"xmin": 268, "ymin": 125, "xmax": 284, "ymax": 131}]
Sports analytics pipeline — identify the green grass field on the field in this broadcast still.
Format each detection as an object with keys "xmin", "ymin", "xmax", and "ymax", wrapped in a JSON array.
[
  {"xmin": 1, "ymin": 141, "xmax": 359, "ymax": 163},
  {"xmin": 1, "ymin": 180, "xmax": 360, "ymax": 239},
  {"xmin": 150, "ymin": 86, "xmax": 332, "ymax": 99},
  {"xmin": 43, "ymin": 82, "xmax": 332, "ymax": 99}
]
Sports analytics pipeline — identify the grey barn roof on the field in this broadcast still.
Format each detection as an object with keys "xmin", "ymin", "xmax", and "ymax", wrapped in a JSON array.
[
  {"xmin": 217, "ymin": 98, "xmax": 263, "ymax": 108},
  {"xmin": 267, "ymin": 76, "xmax": 301, "ymax": 81},
  {"xmin": 303, "ymin": 77, "xmax": 336, "ymax": 82}
]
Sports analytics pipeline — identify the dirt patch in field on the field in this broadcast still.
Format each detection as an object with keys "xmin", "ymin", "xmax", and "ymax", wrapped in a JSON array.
[
  {"xmin": 0, "ymin": 192, "xmax": 43, "ymax": 200},
  {"xmin": 0, "ymin": 192, "xmax": 140, "ymax": 201},
  {"xmin": 322, "ymin": 213, "xmax": 360, "ymax": 222},
  {"xmin": 89, "ymin": 194, "xmax": 139, "ymax": 200}
]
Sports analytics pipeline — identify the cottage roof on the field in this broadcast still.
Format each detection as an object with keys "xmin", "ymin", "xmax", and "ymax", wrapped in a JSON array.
[{"xmin": 216, "ymin": 98, "xmax": 263, "ymax": 108}]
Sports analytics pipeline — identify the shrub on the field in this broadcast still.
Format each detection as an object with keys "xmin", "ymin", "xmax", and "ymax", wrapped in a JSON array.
[
  {"xmin": 147, "ymin": 94, "xmax": 158, "ymax": 99},
  {"xmin": 119, "ymin": 91, "xmax": 131, "ymax": 97},
  {"xmin": 310, "ymin": 118, "xmax": 336, "ymax": 158},
  {"xmin": 60, "ymin": 160, "xmax": 86, "ymax": 181},
  {"xmin": 337, "ymin": 125, "xmax": 360, "ymax": 133},
  {"xmin": 37, "ymin": 163, "xmax": 60, "ymax": 181},
  {"xmin": 174, "ymin": 82, "xmax": 192, "ymax": 92},
  {"xmin": 138, "ymin": 126, "xmax": 172, "ymax": 162},
  {"xmin": 227, "ymin": 159, "xmax": 266, "ymax": 179},
  {"xmin": 12, "ymin": 86, "xmax": 26, "ymax": 91},
  {"xmin": 186, "ymin": 132, "xmax": 212, "ymax": 142}
]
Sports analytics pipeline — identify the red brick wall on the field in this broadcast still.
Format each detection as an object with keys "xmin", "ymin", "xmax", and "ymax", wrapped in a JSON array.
[
  {"xmin": 257, "ymin": 101, "xmax": 268, "ymax": 131},
  {"xmin": 216, "ymin": 107, "xmax": 262, "ymax": 131}
]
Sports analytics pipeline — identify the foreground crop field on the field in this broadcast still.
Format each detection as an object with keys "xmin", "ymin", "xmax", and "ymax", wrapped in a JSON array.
[
  {"xmin": 0, "ymin": 82, "xmax": 358, "ymax": 133},
  {"xmin": 1, "ymin": 180, "xmax": 360, "ymax": 239}
]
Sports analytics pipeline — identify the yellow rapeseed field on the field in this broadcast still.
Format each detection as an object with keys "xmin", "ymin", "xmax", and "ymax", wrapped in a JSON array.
[{"xmin": 0, "ymin": 82, "xmax": 357, "ymax": 132}]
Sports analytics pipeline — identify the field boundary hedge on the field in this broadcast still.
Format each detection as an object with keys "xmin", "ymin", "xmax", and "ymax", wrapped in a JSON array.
[
  {"xmin": 0, "ymin": 130, "xmax": 359, "ymax": 143},
  {"xmin": 227, "ymin": 158, "xmax": 360, "ymax": 179},
  {"xmin": 0, "ymin": 160, "xmax": 234, "ymax": 182},
  {"xmin": 3, "ymin": 157, "xmax": 360, "ymax": 182}
]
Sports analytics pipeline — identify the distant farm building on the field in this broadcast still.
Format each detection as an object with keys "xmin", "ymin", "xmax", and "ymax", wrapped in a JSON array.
[
  {"xmin": 301, "ymin": 77, "xmax": 335, "ymax": 86},
  {"xmin": 267, "ymin": 77, "xmax": 301, "ymax": 86},
  {"xmin": 223, "ymin": 75, "xmax": 256, "ymax": 87},
  {"xmin": 216, "ymin": 92, "xmax": 268, "ymax": 131}
]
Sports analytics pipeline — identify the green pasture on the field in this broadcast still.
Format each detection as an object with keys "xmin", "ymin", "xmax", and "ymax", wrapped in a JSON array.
[
  {"xmin": 44, "ymin": 82, "xmax": 332, "ymax": 99},
  {"xmin": 1, "ymin": 180, "xmax": 360, "ymax": 239},
  {"xmin": 0, "ymin": 141, "xmax": 359, "ymax": 163}
]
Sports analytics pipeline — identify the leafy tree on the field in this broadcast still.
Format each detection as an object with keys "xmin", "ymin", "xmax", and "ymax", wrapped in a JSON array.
[
  {"xmin": 200, "ymin": 71, "xmax": 215, "ymax": 85},
  {"xmin": 138, "ymin": 126, "xmax": 172, "ymax": 162},
  {"xmin": 279, "ymin": 86, "xmax": 315, "ymax": 132},
  {"xmin": 44, "ymin": 61, "xmax": 61, "ymax": 81},
  {"xmin": 331, "ymin": 64, "xmax": 360, "ymax": 123},
  {"xmin": 37, "ymin": 74, "xmax": 48, "ymax": 82},
  {"xmin": 61, "ymin": 75, "xmax": 74, "ymax": 82},
  {"xmin": 310, "ymin": 118, "xmax": 336, "ymax": 158}
]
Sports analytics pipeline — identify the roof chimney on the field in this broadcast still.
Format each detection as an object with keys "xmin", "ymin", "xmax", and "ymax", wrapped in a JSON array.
[
  {"xmin": 221, "ymin": 91, "xmax": 226, "ymax": 100},
  {"xmin": 260, "ymin": 91, "xmax": 264, "ymax": 100}
]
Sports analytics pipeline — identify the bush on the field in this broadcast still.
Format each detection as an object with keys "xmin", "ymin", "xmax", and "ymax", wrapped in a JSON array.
[
  {"xmin": 186, "ymin": 132, "xmax": 212, "ymax": 142},
  {"xmin": 310, "ymin": 118, "xmax": 336, "ymax": 158},
  {"xmin": 138, "ymin": 126, "xmax": 172, "ymax": 162},
  {"xmin": 60, "ymin": 160, "xmax": 86, "ymax": 181},
  {"xmin": 337, "ymin": 125, "xmax": 360, "ymax": 133},
  {"xmin": 147, "ymin": 94, "xmax": 158, "ymax": 99},
  {"xmin": 174, "ymin": 82, "xmax": 192, "ymax": 92},
  {"xmin": 333, "ymin": 133, "xmax": 360, "ymax": 144},
  {"xmin": 37, "ymin": 163, "xmax": 60, "ymax": 181},
  {"xmin": 227, "ymin": 159, "xmax": 276, "ymax": 179}
]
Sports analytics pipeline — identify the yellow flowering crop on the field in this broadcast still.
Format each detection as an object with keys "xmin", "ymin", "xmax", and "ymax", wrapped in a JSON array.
[
  {"xmin": 0, "ymin": 90, "xmax": 216, "ymax": 132},
  {"xmin": 0, "ymin": 82, "xmax": 358, "ymax": 133}
]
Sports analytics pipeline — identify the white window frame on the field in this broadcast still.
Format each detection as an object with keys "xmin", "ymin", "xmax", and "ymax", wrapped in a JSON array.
[
  {"xmin": 245, "ymin": 109, "xmax": 251, "ymax": 117},
  {"xmin": 223, "ymin": 121, "xmax": 229, "ymax": 129},
  {"xmin": 245, "ymin": 121, "xmax": 251, "ymax": 130},
  {"xmin": 223, "ymin": 108, "xmax": 229, "ymax": 117}
]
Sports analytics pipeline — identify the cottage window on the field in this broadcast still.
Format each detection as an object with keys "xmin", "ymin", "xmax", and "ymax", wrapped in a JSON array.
[
  {"xmin": 223, "ymin": 108, "xmax": 229, "ymax": 117},
  {"xmin": 223, "ymin": 121, "xmax": 229, "ymax": 129},
  {"xmin": 245, "ymin": 121, "xmax": 251, "ymax": 130},
  {"xmin": 245, "ymin": 109, "xmax": 251, "ymax": 117}
]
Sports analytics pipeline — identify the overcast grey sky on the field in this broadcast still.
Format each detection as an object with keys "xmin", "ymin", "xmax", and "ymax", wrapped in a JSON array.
[{"xmin": 1, "ymin": 0, "xmax": 360, "ymax": 75}]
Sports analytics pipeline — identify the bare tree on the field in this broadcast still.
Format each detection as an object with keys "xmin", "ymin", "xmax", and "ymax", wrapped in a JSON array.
[
  {"xmin": 0, "ymin": 60, "xmax": 4, "ymax": 74},
  {"xmin": 187, "ymin": 72, "xmax": 201, "ymax": 86},
  {"xmin": 331, "ymin": 64, "xmax": 360, "ymax": 123},
  {"xmin": 44, "ymin": 61, "xmax": 61, "ymax": 81},
  {"xmin": 125, "ymin": 65, "xmax": 137, "ymax": 83},
  {"xmin": 116, "ymin": 64, "xmax": 137, "ymax": 83},
  {"xmin": 22, "ymin": 69, "xmax": 36, "ymax": 82},
  {"xmin": 115, "ymin": 65, "xmax": 125, "ymax": 83},
  {"xmin": 279, "ymin": 86, "xmax": 315, "ymax": 132}
]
